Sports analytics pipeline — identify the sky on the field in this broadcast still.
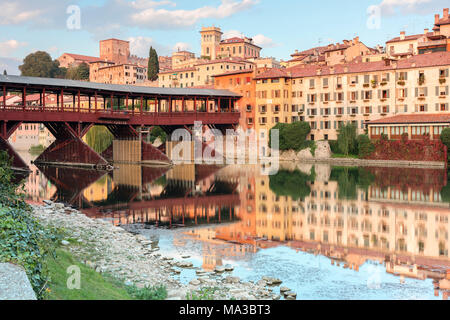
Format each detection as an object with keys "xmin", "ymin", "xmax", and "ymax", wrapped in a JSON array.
[{"xmin": 0, "ymin": 0, "xmax": 449, "ymax": 75}]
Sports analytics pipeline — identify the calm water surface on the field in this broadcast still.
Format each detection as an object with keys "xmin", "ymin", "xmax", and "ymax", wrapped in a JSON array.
[{"xmin": 20, "ymin": 151, "xmax": 450, "ymax": 300}]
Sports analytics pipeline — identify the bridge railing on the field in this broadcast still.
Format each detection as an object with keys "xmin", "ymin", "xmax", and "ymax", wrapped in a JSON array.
[{"xmin": 1, "ymin": 104, "xmax": 240, "ymax": 116}]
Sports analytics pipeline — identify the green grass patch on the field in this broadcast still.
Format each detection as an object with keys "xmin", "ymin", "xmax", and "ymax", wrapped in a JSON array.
[
  {"xmin": 29, "ymin": 144, "xmax": 46, "ymax": 155},
  {"xmin": 44, "ymin": 249, "xmax": 133, "ymax": 300},
  {"xmin": 331, "ymin": 154, "xmax": 359, "ymax": 159}
]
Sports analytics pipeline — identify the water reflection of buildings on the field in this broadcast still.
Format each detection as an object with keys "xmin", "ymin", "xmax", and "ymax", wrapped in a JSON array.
[
  {"xmin": 39, "ymin": 164, "xmax": 242, "ymax": 229},
  {"xmin": 252, "ymin": 164, "xmax": 450, "ymax": 299}
]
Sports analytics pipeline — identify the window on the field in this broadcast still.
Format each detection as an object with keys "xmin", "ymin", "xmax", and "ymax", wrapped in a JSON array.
[
  {"xmin": 309, "ymin": 79, "xmax": 315, "ymax": 89},
  {"xmin": 323, "ymin": 78, "xmax": 329, "ymax": 88}
]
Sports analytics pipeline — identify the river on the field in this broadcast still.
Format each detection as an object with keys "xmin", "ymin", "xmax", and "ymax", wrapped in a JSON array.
[{"xmin": 19, "ymin": 151, "xmax": 450, "ymax": 300}]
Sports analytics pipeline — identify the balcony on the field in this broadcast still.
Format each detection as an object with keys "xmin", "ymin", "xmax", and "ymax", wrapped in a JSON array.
[{"xmin": 417, "ymin": 39, "xmax": 447, "ymax": 48}]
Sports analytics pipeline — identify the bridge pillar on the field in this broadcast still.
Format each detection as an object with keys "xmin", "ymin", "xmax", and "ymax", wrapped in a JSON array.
[
  {"xmin": 104, "ymin": 125, "xmax": 171, "ymax": 165},
  {"xmin": 35, "ymin": 122, "xmax": 110, "ymax": 169},
  {"xmin": 0, "ymin": 120, "xmax": 28, "ymax": 170}
]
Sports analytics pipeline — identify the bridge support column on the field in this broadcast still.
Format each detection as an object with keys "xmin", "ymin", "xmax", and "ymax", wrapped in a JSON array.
[
  {"xmin": 104, "ymin": 125, "xmax": 170, "ymax": 165},
  {"xmin": 35, "ymin": 122, "xmax": 110, "ymax": 169},
  {"xmin": 0, "ymin": 120, "xmax": 27, "ymax": 170}
]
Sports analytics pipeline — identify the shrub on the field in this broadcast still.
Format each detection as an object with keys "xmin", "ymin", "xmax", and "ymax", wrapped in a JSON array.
[
  {"xmin": 149, "ymin": 126, "xmax": 167, "ymax": 144},
  {"xmin": 357, "ymin": 134, "xmax": 375, "ymax": 159},
  {"xmin": 440, "ymin": 128, "xmax": 450, "ymax": 154},
  {"xmin": 329, "ymin": 140, "xmax": 341, "ymax": 154},
  {"xmin": 0, "ymin": 151, "xmax": 61, "ymax": 298},
  {"xmin": 126, "ymin": 284, "xmax": 167, "ymax": 300},
  {"xmin": 269, "ymin": 121, "xmax": 311, "ymax": 151}
]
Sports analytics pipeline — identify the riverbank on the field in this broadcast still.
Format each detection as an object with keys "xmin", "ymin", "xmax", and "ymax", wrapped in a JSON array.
[
  {"xmin": 32, "ymin": 202, "xmax": 290, "ymax": 301},
  {"xmin": 280, "ymin": 158, "xmax": 446, "ymax": 169}
]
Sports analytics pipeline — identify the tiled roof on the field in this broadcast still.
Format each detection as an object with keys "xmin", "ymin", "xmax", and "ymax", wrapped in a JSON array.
[
  {"xmin": 254, "ymin": 68, "xmax": 290, "ymax": 80},
  {"xmin": 367, "ymin": 114, "xmax": 450, "ymax": 125},
  {"xmin": 158, "ymin": 67, "xmax": 197, "ymax": 74},
  {"xmin": 195, "ymin": 58, "xmax": 248, "ymax": 66},
  {"xmin": 435, "ymin": 16, "xmax": 450, "ymax": 26},
  {"xmin": 63, "ymin": 53, "xmax": 100, "ymax": 63},
  {"xmin": 212, "ymin": 69, "xmax": 255, "ymax": 78},
  {"xmin": 386, "ymin": 32, "xmax": 433, "ymax": 43},
  {"xmin": 282, "ymin": 51, "xmax": 450, "ymax": 78},
  {"xmin": 291, "ymin": 46, "xmax": 328, "ymax": 57},
  {"xmin": 324, "ymin": 44, "xmax": 350, "ymax": 53}
]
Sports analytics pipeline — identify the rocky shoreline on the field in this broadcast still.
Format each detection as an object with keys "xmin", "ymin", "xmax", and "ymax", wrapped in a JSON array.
[{"xmin": 32, "ymin": 202, "xmax": 294, "ymax": 300}]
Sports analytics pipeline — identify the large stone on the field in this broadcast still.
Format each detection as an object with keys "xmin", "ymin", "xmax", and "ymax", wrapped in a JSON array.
[
  {"xmin": 214, "ymin": 266, "xmax": 227, "ymax": 273},
  {"xmin": 0, "ymin": 264, "xmax": 36, "ymax": 300},
  {"xmin": 224, "ymin": 276, "xmax": 240, "ymax": 284},
  {"xmin": 189, "ymin": 279, "xmax": 201, "ymax": 286}
]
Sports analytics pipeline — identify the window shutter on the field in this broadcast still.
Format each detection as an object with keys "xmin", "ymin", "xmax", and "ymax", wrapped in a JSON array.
[
  {"xmin": 320, "ymin": 121, "xmax": 323, "ymax": 129},
  {"xmin": 334, "ymin": 108, "xmax": 336, "ymax": 115},
  {"xmin": 347, "ymin": 107, "xmax": 350, "ymax": 114},
  {"xmin": 386, "ymin": 73, "xmax": 390, "ymax": 81},
  {"xmin": 378, "ymin": 105, "xmax": 381, "ymax": 113},
  {"xmin": 415, "ymin": 88, "xmax": 419, "ymax": 97},
  {"xmin": 446, "ymin": 103, "xmax": 449, "ymax": 111},
  {"xmin": 356, "ymin": 107, "xmax": 359, "ymax": 114},
  {"xmin": 320, "ymin": 108, "xmax": 323, "ymax": 115},
  {"xmin": 320, "ymin": 93, "xmax": 323, "ymax": 102},
  {"xmin": 436, "ymin": 86, "xmax": 439, "ymax": 96},
  {"xmin": 404, "ymin": 88, "xmax": 408, "ymax": 97},
  {"xmin": 370, "ymin": 91, "xmax": 373, "ymax": 99},
  {"xmin": 378, "ymin": 90, "xmax": 381, "ymax": 99},
  {"xmin": 424, "ymin": 87, "xmax": 428, "ymax": 96},
  {"xmin": 446, "ymin": 86, "xmax": 449, "ymax": 95},
  {"xmin": 333, "ymin": 92, "xmax": 337, "ymax": 101},
  {"xmin": 395, "ymin": 73, "xmax": 399, "ymax": 81},
  {"xmin": 405, "ymin": 72, "xmax": 408, "ymax": 80},
  {"xmin": 386, "ymin": 90, "xmax": 390, "ymax": 98},
  {"xmin": 415, "ymin": 104, "xmax": 418, "ymax": 112},
  {"xmin": 355, "ymin": 76, "xmax": 359, "ymax": 84},
  {"xmin": 307, "ymin": 94, "xmax": 310, "ymax": 103},
  {"xmin": 370, "ymin": 106, "xmax": 373, "ymax": 113},
  {"xmin": 446, "ymin": 69, "xmax": 449, "ymax": 77},
  {"xmin": 307, "ymin": 108, "xmax": 310, "ymax": 116},
  {"xmin": 436, "ymin": 103, "xmax": 439, "ymax": 112},
  {"xmin": 334, "ymin": 121, "xmax": 336, "ymax": 129},
  {"xmin": 425, "ymin": 104, "xmax": 428, "ymax": 112},
  {"xmin": 404, "ymin": 105, "xmax": 407, "ymax": 113}
]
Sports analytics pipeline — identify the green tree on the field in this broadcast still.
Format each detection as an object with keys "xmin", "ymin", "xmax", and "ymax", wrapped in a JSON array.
[
  {"xmin": 85, "ymin": 126, "xmax": 113, "ymax": 153},
  {"xmin": 337, "ymin": 123, "xmax": 357, "ymax": 156},
  {"xmin": 149, "ymin": 126, "xmax": 167, "ymax": 144},
  {"xmin": 269, "ymin": 121, "xmax": 311, "ymax": 151},
  {"xmin": 148, "ymin": 47, "xmax": 159, "ymax": 82},
  {"xmin": 19, "ymin": 51, "xmax": 61, "ymax": 78},
  {"xmin": 357, "ymin": 134, "xmax": 374, "ymax": 158},
  {"xmin": 440, "ymin": 128, "xmax": 450, "ymax": 154},
  {"xmin": 65, "ymin": 63, "xmax": 90, "ymax": 81}
]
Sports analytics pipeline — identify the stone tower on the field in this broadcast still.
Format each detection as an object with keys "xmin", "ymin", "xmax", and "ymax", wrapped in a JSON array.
[{"xmin": 200, "ymin": 26, "xmax": 223, "ymax": 60}]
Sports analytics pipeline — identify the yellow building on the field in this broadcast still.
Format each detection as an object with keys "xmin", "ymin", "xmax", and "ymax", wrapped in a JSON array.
[{"xmin": 255, "ymin": 51, "xmax": 450, "ymax": 141}]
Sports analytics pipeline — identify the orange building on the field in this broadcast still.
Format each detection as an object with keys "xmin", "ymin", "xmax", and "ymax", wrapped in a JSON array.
[{"xmin": 213, "ymin": 69, "xmax": 256, "ymax": 130}]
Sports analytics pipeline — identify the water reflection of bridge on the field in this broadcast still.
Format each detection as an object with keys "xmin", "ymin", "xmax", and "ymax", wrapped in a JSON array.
[{"xmin": 38, "ymin": 164, "xmax": 241, "ymax": 228}]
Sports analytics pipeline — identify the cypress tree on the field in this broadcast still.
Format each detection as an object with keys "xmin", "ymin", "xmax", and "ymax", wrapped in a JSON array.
[{"xmin": 147, "ymin": 47, "xmax": 159, "ymax": 82}]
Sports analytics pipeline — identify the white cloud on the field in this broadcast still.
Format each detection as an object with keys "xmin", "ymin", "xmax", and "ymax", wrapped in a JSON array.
[
  {"xmin": 253, "ymin": 34, "xmax": 278, "ymax": 48},
  {"xmin": 129, "ymin": 36, "xmax": 156, "ymax": 57},
  {"xmin": 0, "ymin": 40, "xmax": 27, "ymax": 57},
  {"xmin": 129, "ymin": 0, "xmax": 259, "ymax": 29},
  {"xmin": 0, "ymin": 1, "xmax": 42, "ymax": 25},
  {"xmin": 173, "ymin": 42, "xmax": 192, "ymax": 52}
]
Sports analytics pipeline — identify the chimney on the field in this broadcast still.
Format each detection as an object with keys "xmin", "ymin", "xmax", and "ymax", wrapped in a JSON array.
[
  {"xmin": 424, "ymin": 28, "xmax": 429, "ymax": 34},
  {"xmin": 435, "ymin": 14, "xmax": 440, "ymax": 24},
  {"xmin": 400, "ymin": 31, "xmax": 406, "ymax": 40},
  {"xmin": 354, "ymin": 36, "xmax": 359, "ymax": 44},
  {"xmin": 444, "ymin": 8, "xmax": 449, "ymax": 18}
]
